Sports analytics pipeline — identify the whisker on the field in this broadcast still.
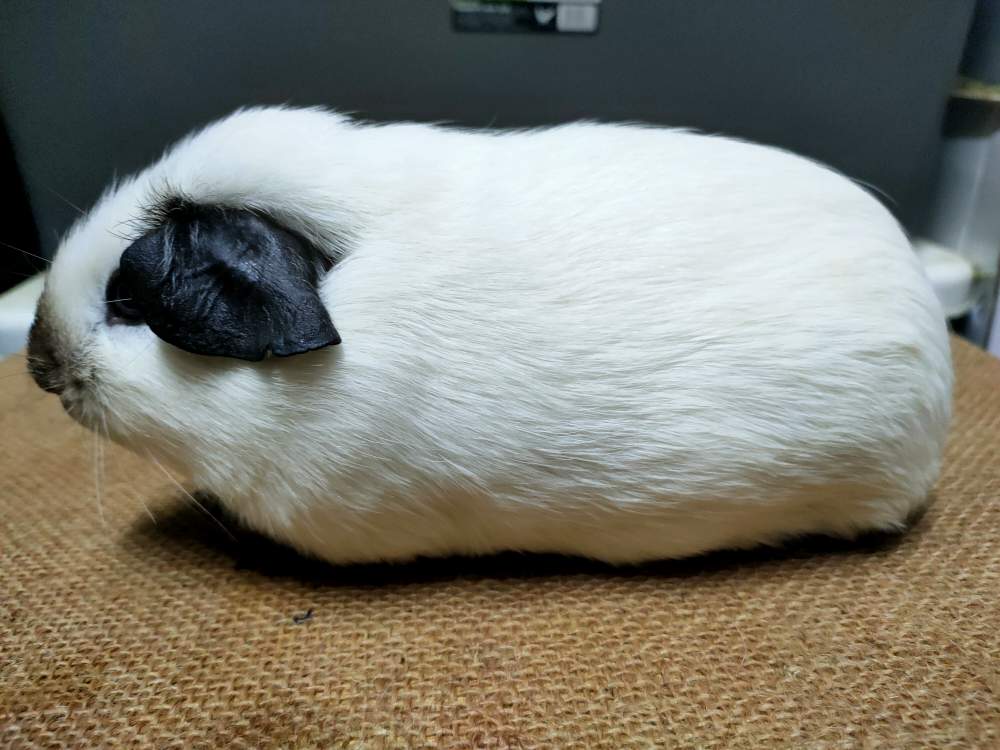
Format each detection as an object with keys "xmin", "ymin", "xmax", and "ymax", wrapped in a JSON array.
[
  {"xmin": 137, "ymin": 494, "xmax": 157, "ymax": 524},
  {"xmin": 851, "ymin": 176, "xmax": 898, "ymax": 206},
  {"xmin": 120, "ymin": 338, "xmax": 156, "ymax": 373},
  {"xmin": 147, "ymin": 454, "xmax": 236, "ymax": 541},
  {"xmin": 92, "ymin": 429, "xmax": 107, "ymax": 528},
  {"xmin": 0, "ymin": 240, "xmax": 51, "ymax": 267},
  {"xmin": 99, "ymin": 410, "xmax": 156, "ymax": 525},
  {"xmin": 98, "ymin": 427, "xmax": 107, "ymax": 522},
  {"xmin": 107, "ymin": 226, "xmax": 135, "ymax": 243},
  {"xmin": 103, "ymin": 298, "xmax": 132, "ymax": 304},
  {"xmin": 44, "ymin": 184, "xmax": 86, "ymax": 217}
]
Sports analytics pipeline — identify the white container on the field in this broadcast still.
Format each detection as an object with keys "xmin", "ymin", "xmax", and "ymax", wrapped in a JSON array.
[
  {"xmin": 913, "ymin": 239, "xmax": 977, "ymax": 319},
  {"xmin": 0, "ymin": 274, "xmax": 44, "ymax": 358}
]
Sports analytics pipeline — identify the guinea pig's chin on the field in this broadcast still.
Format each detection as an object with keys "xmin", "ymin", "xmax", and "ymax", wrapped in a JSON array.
[
  {"xmin": 58, "ymin": 387, "xmax": 108, "ymax": 435},
  {"xmin": 60, "ymin": 393, "xmax": 97, "ymax": 431}
]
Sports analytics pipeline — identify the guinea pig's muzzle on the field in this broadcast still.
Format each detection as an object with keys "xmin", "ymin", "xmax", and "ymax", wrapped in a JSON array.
[{"xmin": 26, "ymin": 316, "xmax": 66, "ymax": 394}]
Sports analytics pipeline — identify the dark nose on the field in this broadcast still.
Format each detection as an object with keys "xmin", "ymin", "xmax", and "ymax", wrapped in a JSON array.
[{"xmin": 26, "ymin": 318, "xmax": 64, "ymax": 394}]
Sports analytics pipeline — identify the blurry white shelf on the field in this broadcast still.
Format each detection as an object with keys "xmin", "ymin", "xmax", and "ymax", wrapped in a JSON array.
[
  {"xmin": 914, "ymin": 239, "xmax": 979, "ymax": 319},
  {"xmin": 0, "ymin": 273, "xmax": 44, "ymax": 358},
  {"xmin": 951, "ymin": 77, "xmax": 1000, "ymax": 104}
]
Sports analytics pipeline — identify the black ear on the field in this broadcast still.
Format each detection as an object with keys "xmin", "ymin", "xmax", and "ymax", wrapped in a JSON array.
[{"xmin": 118, "ymin": 204, "xmax": 340, "ymax": 361}]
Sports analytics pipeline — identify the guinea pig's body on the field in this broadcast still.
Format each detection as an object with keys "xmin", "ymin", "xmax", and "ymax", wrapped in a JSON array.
[{"xmin": 31, "ymin": 107, "xmax": 952, "ymax": 564}]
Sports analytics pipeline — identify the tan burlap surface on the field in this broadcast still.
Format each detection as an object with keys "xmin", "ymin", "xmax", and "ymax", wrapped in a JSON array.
[{"xmin": 1, "ymin": 339, "xmax": 998, "ymax": 749}]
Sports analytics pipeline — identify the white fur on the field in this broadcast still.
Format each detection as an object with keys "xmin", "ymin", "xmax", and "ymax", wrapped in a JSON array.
[{"xmin": 41, "ymin": 106, "xmax": 953, "ymax": 564}]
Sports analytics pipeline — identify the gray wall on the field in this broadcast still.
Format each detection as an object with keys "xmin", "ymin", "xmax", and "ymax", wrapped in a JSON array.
[{"xmin": 0, "ymin": 0, "xmax": 976, "ymax": 257}]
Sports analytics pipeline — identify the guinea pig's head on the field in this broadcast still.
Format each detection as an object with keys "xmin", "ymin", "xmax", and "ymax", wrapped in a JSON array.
[{"xmin": 27, "ymin": 185, "xmax": 341, "ymax": 467}]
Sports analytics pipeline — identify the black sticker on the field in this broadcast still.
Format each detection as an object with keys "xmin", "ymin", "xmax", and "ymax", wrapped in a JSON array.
[{"xmin": 451, "ymin": 0, "xmax": 600, "ymax": 35}]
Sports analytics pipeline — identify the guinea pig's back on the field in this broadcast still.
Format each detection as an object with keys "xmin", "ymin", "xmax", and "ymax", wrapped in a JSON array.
[{"xmin": 316, "ymin": 124, "xmax": 951, "ymax": 562}]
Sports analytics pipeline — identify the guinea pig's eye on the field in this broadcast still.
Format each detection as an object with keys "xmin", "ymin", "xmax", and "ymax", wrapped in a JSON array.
[{"xmin": 105, "ymin": 269, "xmax": 144, "ymax": 325}]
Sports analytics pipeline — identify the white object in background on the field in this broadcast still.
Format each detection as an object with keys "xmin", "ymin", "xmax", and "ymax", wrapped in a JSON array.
[
  {"xmin": 990, "ymin": 297, "xmax": 1000, "ymax": 358},
  {"xmin": 0, "ymin": 273, "xmax": 44, "ymax": 358},
  {"xmin": 913, "ymin": 239, "xmax": 977, "ymax": 319}
]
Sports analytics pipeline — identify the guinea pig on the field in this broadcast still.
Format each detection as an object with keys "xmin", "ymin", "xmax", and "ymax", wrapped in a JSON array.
[{"xmin": 27, "ymin": 106, "xmax": 953, "ymax": 565}]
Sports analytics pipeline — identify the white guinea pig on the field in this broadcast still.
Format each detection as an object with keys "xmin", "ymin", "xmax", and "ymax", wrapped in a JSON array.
[{"xmin": 28, "ymin": 106, "xmax": 953, "ymax": 564}]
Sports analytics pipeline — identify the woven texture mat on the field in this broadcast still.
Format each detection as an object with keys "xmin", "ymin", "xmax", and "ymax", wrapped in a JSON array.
[{"xmin": 1, "ymin": 339, "xmax": 998, "ymax": 749}]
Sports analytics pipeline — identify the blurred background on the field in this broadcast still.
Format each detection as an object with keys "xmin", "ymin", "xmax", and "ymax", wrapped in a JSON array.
[{"xmin": 1, "ymin": 0, "xmax": 998, "ymax": 354}]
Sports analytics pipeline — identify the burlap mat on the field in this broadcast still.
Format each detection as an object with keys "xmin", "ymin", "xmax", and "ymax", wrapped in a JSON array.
[{"xmin": 1, "ymin": 338, "xmax": 998, "ymax": 749}]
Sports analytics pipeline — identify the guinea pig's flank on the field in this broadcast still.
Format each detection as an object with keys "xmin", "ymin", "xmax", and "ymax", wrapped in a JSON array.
[{"xmin": 28, "ymin": 107, "xmax": 953, "ymax": 565}]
